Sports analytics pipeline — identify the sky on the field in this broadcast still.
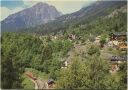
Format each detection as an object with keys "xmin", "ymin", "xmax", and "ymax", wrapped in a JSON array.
[{"xmin": 0, "ymin": 0, "xmax": 96, "ymax": 21}]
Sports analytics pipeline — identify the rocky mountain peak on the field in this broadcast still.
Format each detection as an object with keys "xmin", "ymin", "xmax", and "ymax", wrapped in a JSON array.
[
  {"xmin": 1, "ymin": 2, "xmax": 62, "ymax": 32},
  {"xmin": 33, "ymin": 2, "xmax": 50, "ymax": 8}
]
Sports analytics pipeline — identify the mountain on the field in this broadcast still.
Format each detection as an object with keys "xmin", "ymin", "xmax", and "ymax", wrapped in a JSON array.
[
  {"xmin": 1, "ymin": 2, "xmax": 62, "ymax": 32},
  {"xmin": 27, "ymin": 1, "xmax": 126, "ymax": 34}
]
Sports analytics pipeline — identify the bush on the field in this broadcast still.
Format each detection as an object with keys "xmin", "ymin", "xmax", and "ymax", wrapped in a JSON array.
[{"xmin": 87, "ymin": 45, "xmax": 100, "ymax": 56}]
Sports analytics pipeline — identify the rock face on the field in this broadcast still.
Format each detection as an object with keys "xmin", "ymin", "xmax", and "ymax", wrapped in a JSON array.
[{"xmin": 1, "ymin": 2, "xmax": 62, "ymax": 32}]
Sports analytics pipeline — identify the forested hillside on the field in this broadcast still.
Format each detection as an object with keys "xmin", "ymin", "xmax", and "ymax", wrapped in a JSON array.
[
  {"xmin": 1, "ymin": 1, "xmax": 127, "ymax": 89},
  {"xmin": 22, "ymin": 1, "xmax": 126, "ymax": 35},
  {"xmin": 1, "ymin": 32, "xmax": 73, "ymax": 88}
]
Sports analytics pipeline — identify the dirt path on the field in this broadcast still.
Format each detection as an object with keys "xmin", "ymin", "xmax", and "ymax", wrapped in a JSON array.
[
  {"xmin": 25, "ymin": 72, "xmax": 48, "ymax": 89},
  {"xmin": 35, "ymin": 79, "xmax": 48, "ymax": 89}
]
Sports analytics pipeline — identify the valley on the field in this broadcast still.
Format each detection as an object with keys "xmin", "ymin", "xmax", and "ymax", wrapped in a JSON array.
[{"xmin": 1, "ymin": 0, "xmax": 127, "ymax": 89}]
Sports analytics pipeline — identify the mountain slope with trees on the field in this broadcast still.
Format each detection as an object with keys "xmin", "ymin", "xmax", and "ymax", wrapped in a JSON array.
[
  {"xmin": 24, "ymin": 1, "xmax": 126, "ymax": 35},
  {"xmin": 1, "ymin": 0, "xmax": 127, "ymax": 89}
]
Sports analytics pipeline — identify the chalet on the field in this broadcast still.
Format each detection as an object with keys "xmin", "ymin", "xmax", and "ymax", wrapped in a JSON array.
[
  {"xmin": 47, "ymin": 79, "xmax": 55, "ymax": 88},
  {"xmin": 68, "ymin": 34, "xmax": 76, "ymax": 40},
  {"xmin": 118, "ymin": 41, "xmax": 127, "ymax": 50},
  {"xmin": 110, "ymin": 55, "xmax": 127, "ymax": 63},
  {"xmin": 109, "ymin": 55, "xmax": 126, "ymax": 73},
  {"xmin": 109, "ymin": 32, "xmax": 127, "ymax": 50},
  {"xmin": 109, "ymin": 32, "xmax": 126, "ymax": 41}
]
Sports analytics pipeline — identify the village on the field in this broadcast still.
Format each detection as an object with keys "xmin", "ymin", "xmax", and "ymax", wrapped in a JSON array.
[
  {"xmin": 25, "ymin": 32, "xmax": 127, "ymax": 89},
  {"xmin": 1, "ymin": 0, "xmax": 127, "ymax": 89}
]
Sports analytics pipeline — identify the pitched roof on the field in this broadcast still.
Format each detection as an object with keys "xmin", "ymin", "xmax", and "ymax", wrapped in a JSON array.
[{"xmin": 110, "ymin": 32, "xmax": 126, "ymax": 36}]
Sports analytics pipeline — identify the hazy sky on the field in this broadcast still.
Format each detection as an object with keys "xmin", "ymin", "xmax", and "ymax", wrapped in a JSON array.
[{"xmin": 0, "ymin": 0, "xmax": 96, "ymax": 21}]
